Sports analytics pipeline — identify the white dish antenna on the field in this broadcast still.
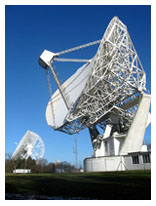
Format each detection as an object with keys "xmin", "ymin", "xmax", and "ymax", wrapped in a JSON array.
[
  {"xmin": 39, "ymin": 16, "xmax": 147, "ymax": 135},
  {"xmin": 38, "ymin": 16, "xmax": 151, "ymax": 157},
  {"xmin": 11, "ymin": 130, "xmax": 45, "ymax": 160}
]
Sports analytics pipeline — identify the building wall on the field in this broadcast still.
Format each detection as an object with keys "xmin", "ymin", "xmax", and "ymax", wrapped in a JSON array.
[
  {"xmin": 84, "ymin": 156, "xmax": 124, "ymax": 172},
  {"xmin": 123, "ymin": 153, "xmax": 151, "ymax": 170},
  {"xmin": 84, "ymin": 152, "xmax": 151, "ymax": 172}
]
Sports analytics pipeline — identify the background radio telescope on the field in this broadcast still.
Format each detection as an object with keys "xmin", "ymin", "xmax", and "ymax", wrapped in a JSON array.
[
  {"xmin": 39, "ymin": 16, "xmax": 150, "ymax": 158},
  {"xmin": 11, "ymin": 130, "xmax": 45, "ymax": 160}
]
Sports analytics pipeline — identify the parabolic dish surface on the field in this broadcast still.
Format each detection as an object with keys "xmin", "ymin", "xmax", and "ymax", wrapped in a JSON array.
[{"xmin": 46, "ymin": 60, "xmax": 93, "ymax": 129}]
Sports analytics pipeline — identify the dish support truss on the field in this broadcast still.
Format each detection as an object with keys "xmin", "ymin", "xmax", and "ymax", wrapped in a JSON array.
[
  {"xmin": 67, "ymin": 17, "xmax": 146, "ymax": 125},
  {"xmin": 39, "ymin": 17, "xmax": 150, "ymax": 155},
  {"xmin": 11, "ymin": 130, "xmax": 45, "ymax": 160}
]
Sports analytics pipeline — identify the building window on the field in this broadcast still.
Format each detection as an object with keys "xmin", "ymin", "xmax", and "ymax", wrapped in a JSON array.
[
  {"xmin": 142, "ymin": 154, "xmax": 150, "ymax": 163},
  {"xmin": 132, "ymin": 156, "xmax": 139, "ymax": 164}
]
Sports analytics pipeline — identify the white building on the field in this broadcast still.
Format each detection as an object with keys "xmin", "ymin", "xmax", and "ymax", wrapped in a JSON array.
[
  {"xmin": 84, "ymin": 151, "xmax": 151, "ymax": 172},
  {"xmin": 13, "ymin": 169, "xmax": 31, "ymax": 174}
]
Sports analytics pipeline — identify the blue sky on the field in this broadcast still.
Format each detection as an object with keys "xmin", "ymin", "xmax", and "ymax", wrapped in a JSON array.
[{"xmin": 5, "ymin": 5, "xmax": 151, "ymax": 165}]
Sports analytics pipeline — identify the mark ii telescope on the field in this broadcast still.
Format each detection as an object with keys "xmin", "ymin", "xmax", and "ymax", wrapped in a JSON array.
[{"xmin": 39, "ymin": 17, "xmax": 150, "ymax": 158}]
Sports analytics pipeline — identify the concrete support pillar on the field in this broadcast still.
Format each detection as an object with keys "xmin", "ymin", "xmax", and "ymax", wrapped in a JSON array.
[{"xmin": 121, "ymin": 93, "xmax": 151, "ymax": 155}]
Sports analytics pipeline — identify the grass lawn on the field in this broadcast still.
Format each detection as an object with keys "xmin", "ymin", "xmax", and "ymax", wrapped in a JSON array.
[{"xmin": 5, "ymin": 170, "xmax": 151, "ymax": 200}]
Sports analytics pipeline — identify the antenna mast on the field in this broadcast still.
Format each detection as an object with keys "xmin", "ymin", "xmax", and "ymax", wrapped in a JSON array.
[{"xmin": 73, "ymin": 136, "xmax": 78, "ymax": 169}]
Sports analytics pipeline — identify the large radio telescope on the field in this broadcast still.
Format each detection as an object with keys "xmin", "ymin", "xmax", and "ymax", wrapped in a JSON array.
[
  {"xmin": 12, "ymin": 130, "xmax": 45, "ymax": 160},
  {"xmin": 39, "ymin": 17, "xmax": 150, "ymax": 157}
]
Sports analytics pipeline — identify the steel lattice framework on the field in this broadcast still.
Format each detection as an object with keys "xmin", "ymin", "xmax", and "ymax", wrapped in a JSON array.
[
  {"xmin": 39, "ymin": 16, "xmax": 147, "ymax": 136},
  {"xmin": 12, "ymin": 130, "xmax": 45, "ymax": 160}
]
